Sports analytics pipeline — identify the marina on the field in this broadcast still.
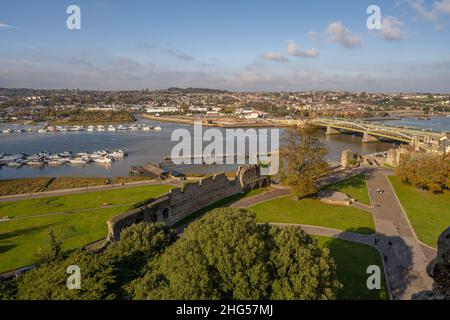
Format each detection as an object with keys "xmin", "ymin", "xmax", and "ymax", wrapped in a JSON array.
[
  {"xmin": 1, "ymin": 123, "xmax": 162, "ymax": 135},
  {"xmin": 0, "ymin": 149, "xmax": 128, "ymax": 168}
]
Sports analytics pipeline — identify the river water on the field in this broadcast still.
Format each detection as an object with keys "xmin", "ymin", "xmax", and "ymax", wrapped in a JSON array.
[
  {"xmin": 380, "ymin": 116, "xmax": 450, "ymax": 133},
  {"xmin": 2, "ymin": 116, "xmax": 431, "ymax": 180}
]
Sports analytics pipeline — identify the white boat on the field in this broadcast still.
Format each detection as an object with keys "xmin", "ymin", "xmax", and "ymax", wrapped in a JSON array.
[
  {"xmin": 48, "ymin": 159, "xmax": 67, "ymax": 166},
  {"xmin": 7, "ymin": 161, "xmax": 22, "ymax": 167},
  {"xmin": 96, "ymin": 125, "xmax": 106, "ymax": 131},
  {"xmin": 94, "ymin": 156, "xmax": 114, "ymax": 163},
  {"xmin": 153, "ymin": 126, "xmax": 162, "ymax": 132},
  {"xmin": 142, "ymin": 126, "xmax": 151, "ymax": 131},
  {"xmin": 107, "ymin": 126, "xmax": 117, "ymax": 131},
  {"xmin": 58, "ymin": 151, "xmax": 72, "ymax": 158},
  {"xmin": 27, "ymin": 160, "xmax": 45, "ymax": 167},
  {"xmin": 37, "ymin": 129, "xmax": 47, "ymax": 134},
  {"xmin": 69, "ymin": 158, "xmax": 88, "ymax": 164},
  {"xmin": 87, "ymin": 126, "xmax": 95, "ymax": 132}
]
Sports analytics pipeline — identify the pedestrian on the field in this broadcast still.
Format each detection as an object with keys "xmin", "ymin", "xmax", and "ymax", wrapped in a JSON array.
[
  {"xmin": 388, "ymin": 241, "xmax": 393, "ymax": 250},
  {"xmin": 377, "ymin": 188, "xmax": 380, "ymax": 193},
  {"xmin": 374, "ymin": 237, "xmax": 379, "ymax": 246},
  {"xmin": 381, "ymin": 190, "xmax": 384, "ymax": 195}
]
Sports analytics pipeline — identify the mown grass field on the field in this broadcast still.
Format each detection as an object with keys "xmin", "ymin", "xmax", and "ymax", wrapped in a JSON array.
[
  {"xmin": 388, "ymin": 176, "xmax": 450, "ymax": 248},
  {"xmin": 0, "ymin": 176, "xmax": 156, "ymax": 197},
  {"xmin": 327, "ymin": 174, "xmax": 371, "ymax": 206},
  {"xmin": 0, "ymin": 185, "xmax": 173, "ymax": 272},
  {"xmin": 314, "ymin": 236, "xmax": 388, "ymax": 300},
  {"xmin": 251, "ymin": 196, "xmax": 376, "ymax": 234},
  {"xmin": 172, "ymin": 187, "xmax": 269, "ymax": 229}
]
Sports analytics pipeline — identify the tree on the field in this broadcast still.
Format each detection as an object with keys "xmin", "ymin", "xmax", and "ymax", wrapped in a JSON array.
[
  {"xmin": 33, "ymin": 231, "xmax": 62, "ymax": 265},
  {"xmin": 279, "ymin": 124, "xmax": 329, "ymax": 199},
  {"xmin": 15, "ymin": 249, "xmax": 117, "ymax": 300},
  {"xmin": 396, "ymin": 153, "xmax": 449, "ymax": 193},
  {"xmin": 128, "ymin": 208, "xmax": 341, "ymax": 300},
  {"xmin": 268, "ymin": 226, "xmax": 341, "ymax": 299}
]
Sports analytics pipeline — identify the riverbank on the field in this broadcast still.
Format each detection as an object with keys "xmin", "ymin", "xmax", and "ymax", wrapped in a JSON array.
[{"xmin": 141, "ymin": 114, "xmax": 289, "ymax": 128}]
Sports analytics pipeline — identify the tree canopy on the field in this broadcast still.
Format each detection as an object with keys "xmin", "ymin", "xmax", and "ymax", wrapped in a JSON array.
[
  {"xmin": 2, "ymin": 210, "xmax": 340, "ymax": 300},
  {"xmin": 128, "ymin": 208, "xmax": 341, "ymax": 300},
  {"xmin": 396, "ymin": 153, "xmax": 450, "ymax": 193},
  {"xmin": 279, "ymin": 125, "xmax": 329, "ymax": 199}
]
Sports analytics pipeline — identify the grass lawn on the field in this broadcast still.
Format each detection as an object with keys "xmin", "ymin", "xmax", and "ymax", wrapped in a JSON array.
[
  {"xmin": 172, "ymin": 187, "xmax": 270, "ymax": 229},
  {"xmin": 0, "ymin": 185, "xmax": 173, "ymax": 219},
  {"xmin": 388, "ymin": 176, "xmax": 450, "ymax": 248},
  {"xmin": 327, "ymin": 174, "xmax": 371, "ymax": 206},
  {"xmin": 251, "ymin": 196, "xmax": 375, "ymax": 234},
  {"xmin": 0, "ymin": 185, "xmax": 173, "ymax": 272},
  {"xmin": 314, "ymin": 236, "xmax": 389, "ymax": 300},
  {"xmin": 0, "ymin": 176, "xmax": 157, "ymax": 197}
]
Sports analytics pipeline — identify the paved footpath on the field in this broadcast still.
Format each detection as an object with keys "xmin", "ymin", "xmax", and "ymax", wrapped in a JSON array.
[
  {"xmin": 233, "ymin": 168, "xmax": 435, "ymax": 300},
  {"xmin": 365, "ymin": 168, "xmax": 433, "ymax": 300}
]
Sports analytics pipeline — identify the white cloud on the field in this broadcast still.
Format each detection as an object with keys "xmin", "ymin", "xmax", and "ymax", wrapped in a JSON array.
[
  {"xmin": 0, "ymin": 22, "xmax": 19, "ymax": 29},
  {"xmin": 325, "ymin": 22, "xmax": 362, "ymax": 48},
  {"xmin": 381, "ymin": 16, "xmax": 405, "ymax": 41},
  {"xmin": 287, "ymin": 40, "xmax": 320, "ymax": 58},
  {"xmin": 433, "ymin": 0, "xmax": 450, "ymax": 14},
  {"xmin": 405, "ymin": 0, "xmax": 450, "ymax": 22},
  {"xmin": 261, "ymin": 52, "xmax": 289, "ymax": 62}
]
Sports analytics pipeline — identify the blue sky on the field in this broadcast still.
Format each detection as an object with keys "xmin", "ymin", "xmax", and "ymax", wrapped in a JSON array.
[{"xmin": 1, "ymin": 0, "xmax": 450, "ymax": 92}]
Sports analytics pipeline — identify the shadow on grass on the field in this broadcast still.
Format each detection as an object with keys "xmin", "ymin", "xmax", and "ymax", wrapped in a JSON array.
[
  {"xmin": 345, "ymin": 227, "xmax": 376, "ymax": 235},
  {"xmin": 326, "ymin": 229, "xmax": 414, "ymax": 300},
  {"xmin": 0, "ymin": 244, "xmax": 17, "ymax": 254},
  {"xmin": 173, "ymin": 189, "xmax": 268, "ymax": 231},
  {"xmin": 328, "ymin": 174, "xmax": 366, "ymax": 190},
  {"xmin": 0, "ymin": 223, "xmax": 60, "ymax": 242}
]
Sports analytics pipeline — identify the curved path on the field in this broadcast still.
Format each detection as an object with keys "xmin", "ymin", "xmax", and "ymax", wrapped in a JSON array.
[
  {"xmin": 365, "ymin": 168, "xmax": 433, "ymax": 300},
  {"xmin": 234, "ymin": 168, "xmax": 435, "ymax": 300}
]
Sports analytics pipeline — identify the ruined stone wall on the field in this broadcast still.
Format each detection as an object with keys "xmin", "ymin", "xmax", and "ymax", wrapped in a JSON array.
[
  {"xmin": 386, "ymin": 146, "xmax": 413, "ymax": 167},
  {"xmin": 106, "ymin": 165, "xmax": 269, "ymax": 242}
]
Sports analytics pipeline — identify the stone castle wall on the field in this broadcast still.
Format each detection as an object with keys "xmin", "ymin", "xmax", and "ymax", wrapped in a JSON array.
[{"xmin": 106, "ymin": 165, "xmax": 270, "ymax": 242}]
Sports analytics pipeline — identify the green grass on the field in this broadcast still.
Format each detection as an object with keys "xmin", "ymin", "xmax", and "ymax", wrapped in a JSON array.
[
  {"xmin": 172, "ymin": 188, "xmax": 270, "ymax": 229},
  {"xmin": 0, "ymin": 176, "xmax": 158, "ymax": 197},
  {"xmin": 0, "ymin": 185, "xmax": 173, "ymax": 272},
  {"xmin": 389, "ymin": 176, "xmax": 450, "ymax": 248},
  {"xmin": 314, "ymin": 236, "xmax": 389, "ymax": 300},
  {"xmin": 251, "ymin": 196, "xmax": 376, "ymax": 235},
  {"xmin": 327, "ymin": 174, "xmax": 371, "ymax": 206},
  {"xmin": 0, "ymin": 185, "xmax": 173, "ymax": 219}
]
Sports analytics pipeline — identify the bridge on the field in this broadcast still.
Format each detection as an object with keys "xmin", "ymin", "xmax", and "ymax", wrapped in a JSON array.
[{"xmin": 311, "ymin": 118, "xmax": 447, "ymax": 145}]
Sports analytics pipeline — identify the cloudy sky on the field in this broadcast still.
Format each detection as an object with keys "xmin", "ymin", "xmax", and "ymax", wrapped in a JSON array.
[{"xmin": 1, "ymin": 0, "xmax": 450, "ymax": 92}]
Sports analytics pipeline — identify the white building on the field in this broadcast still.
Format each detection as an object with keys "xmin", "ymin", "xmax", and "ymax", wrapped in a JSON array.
[{"xmin": 146, "ymin": 106, "xmax": 179, "ymax": 114}]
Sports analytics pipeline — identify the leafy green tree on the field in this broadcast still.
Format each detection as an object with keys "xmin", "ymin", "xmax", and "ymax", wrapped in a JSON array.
[
  {"xmin": 33, "ymin": 230, "xmax": 62, "ymax": 265},
  {"xmin": 128, "ymin": 208, "xmax": 341, "ymax": 300},
  {"xmin": 279, "ymin": 125, "xmax": 329, "ymax": 199},
  {"xmin": 268, "ymin": 226, "xmax": 341, "ymax": 300},
  {"xmin": 109, "ymin": 222, "xmax": 176, "ymax": 258},
  {"xmin": 16, "ymin": 249, "xmax": 117, "ymax": 300}
]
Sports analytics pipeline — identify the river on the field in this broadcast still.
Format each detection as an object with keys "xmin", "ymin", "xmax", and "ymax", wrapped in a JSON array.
[{"xmin": 0, "ymin": 116, "xmax": 418, "ymax": 179}]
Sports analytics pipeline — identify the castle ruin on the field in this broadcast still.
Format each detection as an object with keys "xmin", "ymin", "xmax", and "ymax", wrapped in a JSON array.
[{"xmin": 106, "ymin": 165, "xmax": 270, "ymax": 242}]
